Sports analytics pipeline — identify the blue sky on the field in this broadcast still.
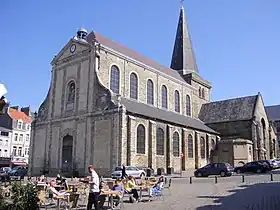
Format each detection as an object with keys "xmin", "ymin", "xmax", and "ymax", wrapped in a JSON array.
[{"xmin": 1, "ymin": 0, "xmax": 279, "ymax": 111}]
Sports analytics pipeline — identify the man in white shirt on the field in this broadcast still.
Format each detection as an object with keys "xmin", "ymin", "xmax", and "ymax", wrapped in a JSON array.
[{"xmin": 87, "ymin": 165, "xmax": 100, "ymax": 210}]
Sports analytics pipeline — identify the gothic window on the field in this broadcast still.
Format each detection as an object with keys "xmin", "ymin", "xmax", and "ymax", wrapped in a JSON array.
[
  {"xmin": 174, "ymin": 90, "xmax": 180, "ymax": 113},
  {"xmin": 161, "ymin": 85, "xmax": 168, "ymax": 109},
  {"xmin": 130, "ymin": 73, "xmax": 138, "ymax": 100},
  {"xmin": 188, "ymin": 134, "xmax": 193, "ymax": 158},
  {"xmin": 211, "ymin": 139, "xmax": 216, "ymax": 150},
  {"xmin": 202, "ymin": 88, "xmax": 205, "ymax": 99},
  {"xmin": 200, "ymin": 137, "xmax": 206, "ymax": 159},
  {"xmin": 136, "ymin": 124, "xmax": 145, "ymax": 154},
  {"xmin": 199, "ymin": 87, "xmax": 202, "ymax": 98},
  {"xmin": 147, "ymin": 79, "xmax": 154, "ymax": 105},
  {"xmin": 261, "ymin": 118, "xmax": 266, "ymax": 149},
  {"xmin": 67, "ymin": 81, "xmax": 76, "ymax": 103},
  {"xmin": 186, "ymin": 94, "xmax": 191, "ymax": 116},
  {"xmin": 173, "ymin": 132, "xmax": 180, "ymax": 157},
  {"xmin": 156, "ymin": 128, "xmax": 164, "ymax": 155},
  {"xmin": 110, "ymin": 65, "xmax": 120, "ymax": 94}
]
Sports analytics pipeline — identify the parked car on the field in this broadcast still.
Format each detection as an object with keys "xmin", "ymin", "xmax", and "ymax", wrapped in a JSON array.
[
  {"xmin": 258, "ymin": 160, "xmax": 273, "ymax": 170},
  {"xmin": 268, "ymin": 159, "xmax": 280, "ymax": 169},
  {"xmin": 0, "ymin": 167, "xmax": 11, "ymax": 182},
  {"xmin": 8, "ymin": 166, "xmax": 28, "ymax": 178},
  {"xmin": 111, "ymin": 166, "xmax": 146, "ymax": 179},
  {"xmin": 194, "ymin": 163, "xmax": 234, "ymax": 177},
  {"xmin": 234, "ymin": 161, "xmax": 270, "ymax": 174},
  {"xmin": 137, "ymin": 167, "xmax": 154, "ymax": 177}
]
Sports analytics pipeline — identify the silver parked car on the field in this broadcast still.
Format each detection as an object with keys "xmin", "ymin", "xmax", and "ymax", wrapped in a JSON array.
[{"xmin": 111, "ymin": 166, "xmax": 146, "ymax": 179}]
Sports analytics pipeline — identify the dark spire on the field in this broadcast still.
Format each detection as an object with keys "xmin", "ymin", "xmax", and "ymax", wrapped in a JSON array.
[{"xmin": 170, "ymin": 6, "xmax": 198, "ymax": 74}]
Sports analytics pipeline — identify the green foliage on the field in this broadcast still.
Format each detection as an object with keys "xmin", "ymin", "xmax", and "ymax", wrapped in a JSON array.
[{"xmin": 0, "ymin": 182, "xmax": 39, "ymax": 210}]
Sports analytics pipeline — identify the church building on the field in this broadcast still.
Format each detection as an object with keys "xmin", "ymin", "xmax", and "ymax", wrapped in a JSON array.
[{"xmin": 29, "ymin": 7, "xmax": 278, "ymax": 177}]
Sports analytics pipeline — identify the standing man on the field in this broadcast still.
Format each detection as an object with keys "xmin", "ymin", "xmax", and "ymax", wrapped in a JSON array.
[
  {"xmin": 121, "ymin": 164, "xmax": 128, "ymax": 179},
  {"xmin": 87, "ymin": 165, "xmax": 100, "ymax": 210}
]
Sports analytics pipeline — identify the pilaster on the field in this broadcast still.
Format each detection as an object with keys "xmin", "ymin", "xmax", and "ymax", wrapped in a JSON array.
[
  {"xmin": 127, "ymin": 115, "xmax": 136, "ymax": 165},
  {"xmin": 148, "ymin": 120, "xmax": 156, "ymax": 168},
  {"xmin": 166, "ymin": 125, "xmax": 173, "ymax": 168},
  {"xmin": 195, "ymin": 131, "xmax": 200, "ymax": 169}
]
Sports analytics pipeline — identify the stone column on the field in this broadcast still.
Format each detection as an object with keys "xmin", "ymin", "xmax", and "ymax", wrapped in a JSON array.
[
  {"xmin": 148, "ymin": 120, "xmax": 156, "ymax": 168},
  {"xmin": 195, "ymin": 131, "xmax": 200, "ymax": 169},
  {"xmin": 182, "ymin": 128, "xmax": 187, "ymax": 171},
  {"xmin": 166, "ymin": 125, "xmax": 173, "ymax": 171},
  {"xmin": 127, "ymin": 115, "xmax": 136, "ymax": 166},
  {"xmin": 206, "ymin": 134, "xmax": 210, "ymax": 163},
  {"xmin": 119, "ymin": 109, "xmax": 127, "ymax": 166}
]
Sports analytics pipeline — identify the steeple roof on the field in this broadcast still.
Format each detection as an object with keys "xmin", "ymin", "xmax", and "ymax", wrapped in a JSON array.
[{"xmin": 170, "ymin": 6, "xmax": 198, "ymax": 73}]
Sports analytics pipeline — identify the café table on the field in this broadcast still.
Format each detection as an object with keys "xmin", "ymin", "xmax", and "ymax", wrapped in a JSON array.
[{"xmin": 101, "ymin": 190, "xmax": 123, "ymax": 210}]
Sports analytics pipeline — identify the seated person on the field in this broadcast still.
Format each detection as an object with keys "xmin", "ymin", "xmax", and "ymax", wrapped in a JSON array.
[
  {"xmin": 56, "ymin": 174, "xmax": 62, "ymax": 184},
  {"xmin": 125, "ymin": 176, "xmax": 139, "ymax": 203},
  {"xmin": 110, "ymin": 179, "xmax": 124, "ymax": 207},
  {"xmin": 49, "ymin": 180, "xmax": 70, "ymax": 198},
  {"xmin": 149, "ymin": 176, "xmax": 164, "ymax": 196},
  {"xmin": 99, "ymin": 181, "xmax": 107, "ymax": 209}
]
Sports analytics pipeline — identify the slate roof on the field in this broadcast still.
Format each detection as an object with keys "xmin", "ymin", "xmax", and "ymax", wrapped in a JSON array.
[
  {"xmin": 114, "ymin": 96, "xmax": 218, "ymax": 134},
  {"xmin": 86, "ymin": 31, "xmax": 187, "ymax": 84},
  {"xmin": 265, "ymin": 105, "xmax": 280, "ymax": 121},
  {"xmin": 199, "ymin": 95, "xmax": 258, "ymax": 124}
]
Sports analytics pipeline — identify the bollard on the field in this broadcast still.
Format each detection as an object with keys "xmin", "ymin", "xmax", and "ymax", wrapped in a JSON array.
[
  {"xmin": 190, "ymin": 176, "xmax": 192, "ymax": 184},
  {"xmin": 215, "ymin": 176, "xmax": 218, "ymax": 184},
  {"xmin": 168, "ymin": 178, "xmax": 172, "ymax": 187},
  {"xmin": 271, "ymin": 173, "xmax": 274, "ymax": 182},
  {"xmin": 242, "ymin": 175, "xmax": 244, "ymax": 183},
  {"xmin": 165, "ymin": 177, "xmax": 167, "ymax": 184}
]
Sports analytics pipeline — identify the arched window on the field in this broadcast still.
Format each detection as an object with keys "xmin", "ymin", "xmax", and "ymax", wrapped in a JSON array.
[
  {"xmin": 261, "ymin": 118, "xmax": 266, "ymax": 149},
  {"xmin": 110, "ymin": 65, "xmax": 120, "ymax": 94},
  {"xmin": 200, "ymin": 137, "xmax": 206, "ymax": 159},
  {"xmin": 188, "ymin": 134, "xmax": 193, "ymax": 158},
  {"xmin": 173, "ymin": 132, "xmax": 180, "ymax": 157},
  {"xmin": 67, "ymin": 81, "xmax": 76, "ymax": 103},
  {"xmin": 202, "ymin": 88, "xmax": 205, "ymax": 99},
  {"xmin": 130, "ymin": 73, "xmax": 138, "ymax": 100},
  {"xmin": 161, "ymin": 85, "xmax": 168, "ymax": 109},
  {"xmin": 186, "ymin": 95, "xmax": 191, "ymax": 116},
  {"xmin": 156, "ymin": 128, "xmax": 164, "ymax": 155},
  {"xmin": 211, "ymin": 139, "xmax": 216, "ymax": 150},
  {"xmin": 147, "ymin": 79, "xmax": 154, "ymax": 105},
  {"xmin": 174, "ymin": 90, "xmax": 180, "ymax": 113},
  {"xmin": 136, "ymin": 124, "xmax": 145, "ymax": 154},
  {"xmin": 199, "ymin": 87, "xmax": 202, "ymax": 98}
]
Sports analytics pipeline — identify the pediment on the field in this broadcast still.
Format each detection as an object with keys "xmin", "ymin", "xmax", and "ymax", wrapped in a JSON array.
[{"xmin": 51, "ymin": 39, "xmax": 90, "ymax": 65}]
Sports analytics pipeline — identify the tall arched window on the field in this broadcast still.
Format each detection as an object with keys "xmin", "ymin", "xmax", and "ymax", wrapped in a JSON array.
[
  {"xmin": 200, "ymin": 137, "xmax": 206, "ymax": 159},
  {"xmin": 161, "ymin": 85, "xmax": 168, "ymax": 109},
  {"xmin": 174, "ymin": 90, "xmax": 180, "ymax": 112},
  {"xmin": 186, "ymin": 95, "xmax": 191, "ymax": 116},
  {"xmin": 110, "ymin": 65, "xmax": 120, "ymax": 94},
  {"xmin": 67, "ymin": 81, "xmax": 76, "ymax": 103},
  {"xmin": 130, "ymin": 73, "xmax": 138, "ymax": 100},
  {"xmin": 202, "ymin": 88, "xmax": 205, "ymax": 99},
  {"xmin": 173, "ymin": 132, "xmax": 180, "ymax": 157},
  {"xmin": 199, "ymin": 87, "xmax": 202, "ymax": 98},
  {"xmin": 211, "ymin": 139, "xmax": 216, "ymax": 150},
  {"xmin": 156, "ymin": 128, "xmax": 164, "ymax": 155},
  {"xmin": 261, "ymin": 118, "xmax": 266, "ymax": 149},
  {"xmin": 188, "ymin": 134, "xmax": 193, "ymax": 158},
  {"xmin": 147, "ymin": 79, "xmax": 154, "ymax": 105},
  {"xmin": 136, "ymin": 124, "xmax": 145, "ymax": 154}
]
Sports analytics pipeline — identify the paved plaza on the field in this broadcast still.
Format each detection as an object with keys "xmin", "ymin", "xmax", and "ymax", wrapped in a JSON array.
[{"xmin": 42, "ymin": 171, "xmax": 280, "ymax": 210}]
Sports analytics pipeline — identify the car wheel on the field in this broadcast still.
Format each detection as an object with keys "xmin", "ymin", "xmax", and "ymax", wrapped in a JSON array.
[
  {"xmin": 197, "ymin": 172, "xmax": 202, "ymax": 177},
  {"xmin": 220, "ymin": 171, "xmax": 226, "ymax": 177},
  {"xmin": 140, "ymin": 173, "xmax": 145, "ymax": 178},
  {"xmin": 236, "ymin": 169, "xmax": 241, "ymax": 174},
  {"xmin": 256, "ymin": 169, "xmax": 261, "ymax": 173}
]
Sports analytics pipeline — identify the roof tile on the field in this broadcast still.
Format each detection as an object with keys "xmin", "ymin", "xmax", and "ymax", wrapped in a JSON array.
[{"xmin": 9, "ymin": 108, "xmax": 32, "ymax": 123}]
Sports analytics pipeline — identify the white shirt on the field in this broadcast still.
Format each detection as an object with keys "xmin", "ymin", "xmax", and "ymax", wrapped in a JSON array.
[{"xmin": 89, "ymin": 170, "xmax": 100, "ymax": 193}]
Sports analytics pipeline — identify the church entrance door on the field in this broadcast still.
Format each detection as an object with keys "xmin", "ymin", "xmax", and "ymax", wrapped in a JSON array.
[{"xmin": 61, "ymin": 135, "xmax": 73, "ymax": 175}]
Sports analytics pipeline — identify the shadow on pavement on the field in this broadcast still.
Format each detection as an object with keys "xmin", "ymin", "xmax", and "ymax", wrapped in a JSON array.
[{"xmin": 196, "ymin": 182, "xmax": 280, "ymax": 210}]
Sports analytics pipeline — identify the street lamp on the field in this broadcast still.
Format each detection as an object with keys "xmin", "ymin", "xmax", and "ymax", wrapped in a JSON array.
[{"xmin": 0, "ymin": 83, "xmax": 8, "ymax": 114}]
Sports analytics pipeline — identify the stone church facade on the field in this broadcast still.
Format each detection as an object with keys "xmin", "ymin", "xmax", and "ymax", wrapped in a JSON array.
[{"xmin": 29, "ymin": 7, "xmax": 278, "ymax": 177}]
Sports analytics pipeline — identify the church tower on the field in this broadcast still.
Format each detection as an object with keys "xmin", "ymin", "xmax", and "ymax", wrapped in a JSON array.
[{"xmin": 170, "ymin": 6, "xmax": 211, "ymax": 100}]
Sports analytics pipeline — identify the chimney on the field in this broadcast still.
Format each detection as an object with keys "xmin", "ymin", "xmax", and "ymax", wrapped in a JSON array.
[{"xmin": 21, "ymin": 106, "xmax": 31, "ymax": 116}]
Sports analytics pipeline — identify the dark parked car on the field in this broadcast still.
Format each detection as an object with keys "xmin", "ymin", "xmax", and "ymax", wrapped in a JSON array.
[
  {"xmin": 234, "ymin": 161, "xmax": 269, "ymax": 174},
  {"xmin": 0, "ymin": 167, "xmax": 11, "ymax": 182},
  {"xmin": 8, "ymin": 166, "xmax": 27, "ymax": 178},
  {"xmin": 194, "ymin": 163, "xmax": 234, "ymax": 177}
]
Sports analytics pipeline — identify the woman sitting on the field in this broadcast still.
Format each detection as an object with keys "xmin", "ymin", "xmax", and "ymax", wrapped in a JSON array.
[
  {"xmin": 110, "ymin": 179, "xmax": 124, "ymax": 207},
  {"xmin": 49, "ymin": 180, "xmax": 70, "ymax": 198},
  {"xmin": 98, "ymin": 181, "xmax": 107, "ymax": 209},
  {"xmin": 149, "ymin": 176, "xmax": 164, "ymax": 197},
  {"xmin": 125, "ymin": 176, "xmax": 139, "ymax": 203}
]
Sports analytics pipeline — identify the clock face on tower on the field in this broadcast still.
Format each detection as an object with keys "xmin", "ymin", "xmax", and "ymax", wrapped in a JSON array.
[{"xmin": 70, "ymin": 44, "xmax": 76, "ymax": 53}]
